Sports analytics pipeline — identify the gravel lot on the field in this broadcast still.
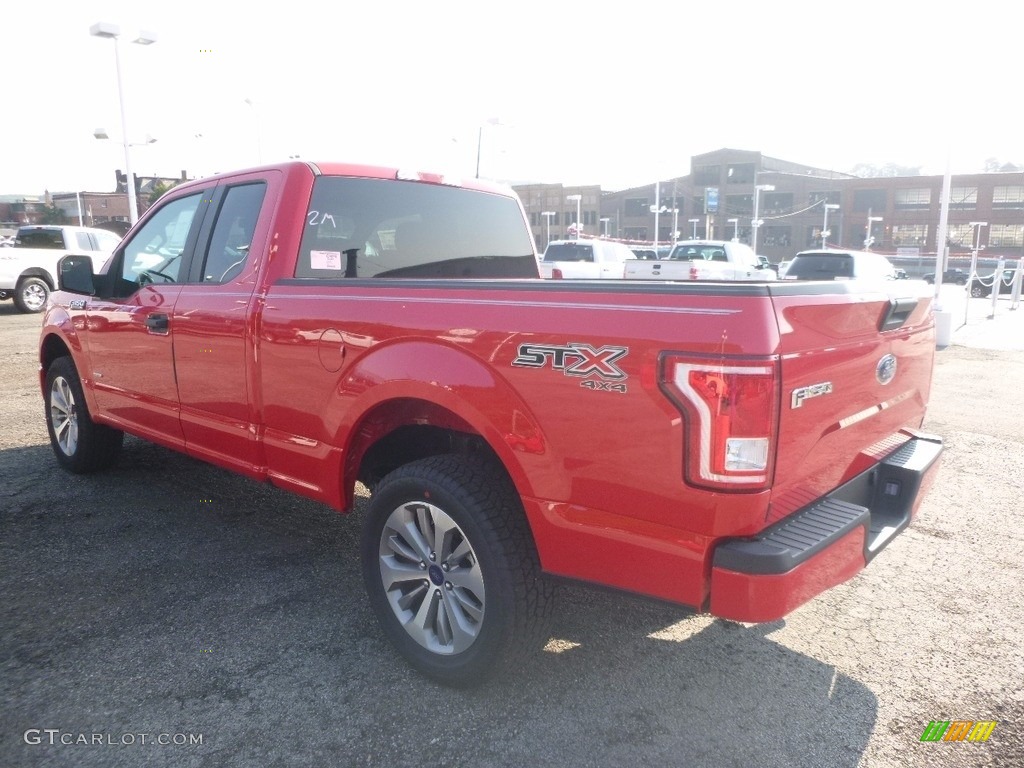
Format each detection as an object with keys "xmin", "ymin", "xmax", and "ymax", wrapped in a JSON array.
[{"xmin": 1, "ymin": 299, "xmax": 1022, "ymax": 768}]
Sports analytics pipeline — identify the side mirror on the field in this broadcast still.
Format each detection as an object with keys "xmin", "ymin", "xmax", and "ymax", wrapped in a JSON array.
[{"xmin": 58, "ymin": 255, "xmax": 96, "ymax": 295}]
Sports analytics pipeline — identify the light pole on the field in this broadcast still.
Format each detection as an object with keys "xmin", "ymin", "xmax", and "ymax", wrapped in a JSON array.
[
  {"xmin": 752, "ymin": 184, "xmax": 774, "ymax": 253},
  {"xmin": 566, "ymin": 194, "xmax": 582, "ymax": 240},
  {"xmin": 688, "ymin": 218, "xmax": 700, "ymax": 239},
  {"xmin": 822, "ymin": 203, "xmax": 840, "ymax": 248},
  {"xmin": 669, "ymin": 208, "xmax": 679, "ymax": 244},
  {"xmin": 90, "ymin": 22, "xmax": 157, "ymax": 226},
  {"xmin": 864, "ymin": 212, "xmax": 883, "ymax": 251},
  {"xmin": 727, "ymin": 217, "xmax": 739, "ymax": 241},
  {"xmin": 475, "ymin": 117, "xmax": 502, "ymax": 178},
  {"xmin": 600, "ymin": 217, "xmax": 611, "ymax": 237},
  {"xmin": 541, "ymin": 211, "xmax": 555, "ymax": 248}
]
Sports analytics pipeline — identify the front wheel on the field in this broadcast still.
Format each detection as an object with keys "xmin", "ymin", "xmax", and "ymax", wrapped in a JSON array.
[
  {"xmin": 14, "ymin": 276, "xmax": 50, "ymax": 313},
  {"xmin": 361, "ymin": 455, "xmax": 554, "ymax": 687},
  {"xmin": 45, "ymin": 356, "xmax": 123, "ymax": 473},
  {"xmin": 970, "ymin": 283, "xmax": 987, "ymax": 298}
]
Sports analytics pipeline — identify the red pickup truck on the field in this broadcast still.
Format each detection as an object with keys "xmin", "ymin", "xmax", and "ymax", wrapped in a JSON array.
[{"xmin": 40, "ymin": 161, "xmax": 942, "ymax": 686}]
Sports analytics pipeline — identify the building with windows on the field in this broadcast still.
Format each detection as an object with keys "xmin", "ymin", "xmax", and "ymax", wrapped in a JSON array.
[{"xmin": 514, "ymin": 148, "xmax": 1024, "ymax": 263}]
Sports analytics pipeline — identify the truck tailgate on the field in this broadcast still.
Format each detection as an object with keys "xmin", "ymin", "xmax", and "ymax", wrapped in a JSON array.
[{"xmin": 767, "ymin": 281, "xmax": 937, "ymax": 524}]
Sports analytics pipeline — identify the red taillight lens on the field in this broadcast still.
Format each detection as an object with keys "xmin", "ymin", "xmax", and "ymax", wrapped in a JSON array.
[
  {"xmin": 551, "ymin": 268, "xmax": 564, "ymax": 279},
  {"xmin": 661, "ymin": 355, "xmax": 779, "ymax": 490}
]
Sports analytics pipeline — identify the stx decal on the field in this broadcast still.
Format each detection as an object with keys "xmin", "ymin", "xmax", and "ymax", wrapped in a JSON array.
[{"xmin": 513, "ymin": 343, "xmax": 629, "ymax": 382}]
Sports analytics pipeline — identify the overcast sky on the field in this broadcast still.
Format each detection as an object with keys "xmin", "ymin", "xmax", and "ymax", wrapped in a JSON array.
[{"xmin": 1, "ymin": 0, "xmax": 1020, "ymax": 196}]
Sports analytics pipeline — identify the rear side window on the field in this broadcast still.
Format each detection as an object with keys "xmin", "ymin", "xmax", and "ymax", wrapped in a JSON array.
[
  {"xmin": 296, "ymin": 178, "xmax": 536, "ymax": 279},
  {"xmin": 787, "ymin": 254, "xmax": 854, "ymax": 280},
  {"xmin": 199, "ymin": 182, "xmax": 267, "ymax": 282},
  {"xmin": 75, "ymin": 232, "xmax": 94, "ymax": 251},
  {"xmin": 543, "ymin": 242, "xmax": 595, "ymax": 262},
  {"xmin": 15, "ymin": 229, "xmax": 64, "ymax": 248}
]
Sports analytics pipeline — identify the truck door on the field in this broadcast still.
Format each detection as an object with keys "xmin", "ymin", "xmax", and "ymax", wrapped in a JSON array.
[
  {"xmin": 170, "ymin": 173, "xmax": 277, "ymax": 477},
  {"xmin": 84, "ymin": 191, "xmax": 211, "ymax": 449}
]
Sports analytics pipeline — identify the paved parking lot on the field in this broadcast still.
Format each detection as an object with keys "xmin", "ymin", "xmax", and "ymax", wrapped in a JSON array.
[{"xmin": 1, "ymin": 293, "xmax": 1022, "ymax": 768}]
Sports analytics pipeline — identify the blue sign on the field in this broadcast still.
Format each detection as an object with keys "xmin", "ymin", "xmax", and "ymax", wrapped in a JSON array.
[{"xmin": 706, "ymin": 187, "xmax": 719, "ymax": 214}]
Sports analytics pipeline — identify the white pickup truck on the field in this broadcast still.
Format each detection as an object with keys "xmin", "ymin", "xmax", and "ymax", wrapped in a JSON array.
[
  {"xmin": 0, "ymin": 225, "xmax": 122, "ymax": 312},
  {"xmin": 623, "ymin": 240, "xmax": 777, "ymax": 282},
  {"xmin": 538, "ymin": 238, "xmax": 637, "ymax": 279}
]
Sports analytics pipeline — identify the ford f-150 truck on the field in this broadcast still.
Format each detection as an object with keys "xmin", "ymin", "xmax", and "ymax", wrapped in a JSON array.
[
  {"xmin": 624, "ymin": 239, "xmax": 777, "ymax": 282},
  {"xmin": 0, "ymin": 224, "xmax": 122, "ymax": 312},
  {"xmin": 39, "ymin": 161, "xmax": 942, "ymax": 686}
]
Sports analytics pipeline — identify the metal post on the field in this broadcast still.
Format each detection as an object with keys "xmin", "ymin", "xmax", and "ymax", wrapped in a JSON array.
[{"xmin": 653, "ymin": 181, "xmax": 660, "ymax": 248}]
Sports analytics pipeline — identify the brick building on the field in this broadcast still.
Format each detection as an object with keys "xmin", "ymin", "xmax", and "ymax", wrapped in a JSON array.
[{"xmin": 515, "ymin": 148, "xmax": 1024, "ymax": 263}]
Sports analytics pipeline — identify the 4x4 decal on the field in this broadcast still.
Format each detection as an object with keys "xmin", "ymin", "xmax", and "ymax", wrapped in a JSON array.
[{"xmin": 513, "ymin": 343, "xmax": 629, "ymax": 391}]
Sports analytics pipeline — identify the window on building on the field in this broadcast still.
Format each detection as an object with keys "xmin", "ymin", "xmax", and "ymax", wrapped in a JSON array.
[
  {"xmin": 726, "ymin": 163, "xmax": 755, "ymax": 184},
  {"xmin": 946, "ymin": 223, "xmax": 976, "ymax": 247},
  {"xmin": 726, "ymin": 194, "xmax": 753, "ymax": 216},
  {"xmin": 762, "ymin": 192, "xmax": 793, "ymax": 215},
  {"xmin": 761, "ymin": 226, "xmax": 791, "ymax": 248},
  {"xmin": 530, "ymin": 212, "xmax": 538, "ymax": 226},
  {"xmin": 894, "ymin": 189, "xmax": 931, "ymax": 208},
  {"xmin": 988, "ymin": 224, "xmax": 1023, "ymax": 247},
  {"xmin": 853, "ymin": 189, "xmax": 887, "ymax": 212},
  {"xmin": 623, "ymin": 227, "xmax": 647, "ymax": 241},
  {"xmin": 809, "ymin": 191, "xmax": 840, "ymax": 206},
  {"xmin": 694, "ymin": 165, "xmax": 719, "ymax": 185},
  {"xmin": 993, "ymin": 186, "xmax": 1024, "ymax": 208},
  {"xmin": 947, "ymin": 186, "xmax": 977, "ymax": 208},
  {"xmin": 624, "ymin": 198, "xmax": 649, "ymax": 217},
  {"xmin": 891, "ymin": 224, "xmax": 929, "ymax": 246}
]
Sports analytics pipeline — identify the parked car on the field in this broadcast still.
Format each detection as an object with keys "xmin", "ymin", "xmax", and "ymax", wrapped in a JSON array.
[
  {"xmin": 539, "ymin": 238, "xmax": 636, "ymax": 279},
  {"xmin": 923, "ymin": 268, "xmax": 969, "ymax": 285},
  {"xmin": 969, "ymin": 271, "xmax": 1018, "ymax": 298},
  {"xmin": 624, "ymin": 240, "xmax": 776, "ymax": 282},
  {"xmin": 782, "ymin": 249, "xmax": 899, "ymax": 282}
]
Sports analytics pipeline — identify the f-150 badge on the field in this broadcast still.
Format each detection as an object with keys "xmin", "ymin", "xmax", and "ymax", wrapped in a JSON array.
[
  {"xmin": 513, "ymin": 342, "xmax": 629, "ymax": 392},
  {"xmin": 791, "ymin": 382, "xmax": 833, "ymax": 409}
]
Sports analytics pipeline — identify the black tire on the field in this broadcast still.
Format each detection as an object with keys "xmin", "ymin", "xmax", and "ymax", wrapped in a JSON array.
[
  {"xmin": 14, "ymin": 276, "xmax": 50, "ymax": 313},
  {"xmin": 970, "ymin": 283, "xmax": 987, "ymax": 298},
  {"xmin": 361, "ymin": 454, "xmax": 554, "ymax": 687},
  {"xmin": 44, "ymin": 356, "xmax": 123, "ymax": 473}
]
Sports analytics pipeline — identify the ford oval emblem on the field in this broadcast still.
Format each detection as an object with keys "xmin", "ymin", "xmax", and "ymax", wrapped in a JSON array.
[{"xmin": 876, "ymin": 354, "xmax": 897, "ymax": 385}]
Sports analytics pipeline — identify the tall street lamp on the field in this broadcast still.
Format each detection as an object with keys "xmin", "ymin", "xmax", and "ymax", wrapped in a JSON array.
[
  {"xmin": 541, "ymin": 211, "xmax": 555, "ymax": 248},
  {"xmin": 864, "ymin": 212, "xmax": 883, "ymax": 251},
  {"xmin": 566, "ymin": 194, "xmax": 582, "ymax": 240},
  {"xmin": 688, "ymin": 218, "xmax": 700, "ymax": 239},
  {"xmin": 752, "ymin": 184, "xmax": 774, "ymax": 253},
  {"xmin": 475, "ymin": 117, "xmax": 502, "ymax": 178},
  {"xmin": 822, "ymin": 203, "xmax": 840, "ymax": 248},
  {"xmin": 727, "ymin": 217, "xmax": 739, "ymax": 241},
  {"xmin": 90, "ymin": 22, "xmax": 157, "ymax": 226}
]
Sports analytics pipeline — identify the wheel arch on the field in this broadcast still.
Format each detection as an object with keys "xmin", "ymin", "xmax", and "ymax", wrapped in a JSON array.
[
  {"xmin": 18, "ymin": 267, "xmax": 56, "ymax": 288},
  {"xmin": 332, "ymin": 341, "xmax": 550, "ymax": 512}
]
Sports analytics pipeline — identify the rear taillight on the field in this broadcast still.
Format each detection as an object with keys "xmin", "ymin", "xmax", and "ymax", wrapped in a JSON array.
[
  {"xmin": 660, "ymin": 355, "xmax": 779, "ymax": 490},
  {"xmin": 551, "ymin": 268, "xmax": 564, "ymax": 279}
]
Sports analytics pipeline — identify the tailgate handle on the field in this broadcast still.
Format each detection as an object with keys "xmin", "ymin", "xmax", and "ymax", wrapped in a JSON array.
[{"xmin": 880, "ymin": 298, "xmax": 918, "ymax": 331}]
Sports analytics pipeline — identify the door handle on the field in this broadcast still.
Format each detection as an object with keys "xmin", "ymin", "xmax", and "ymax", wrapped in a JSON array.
[{"xmin": 145, "ymin": 313, "xmax": 169, "ymax": 333}]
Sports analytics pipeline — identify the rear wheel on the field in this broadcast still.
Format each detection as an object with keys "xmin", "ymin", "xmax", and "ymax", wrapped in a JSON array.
[
  {"xmin": 970, "ymin": 282, "xmax": 987, "ymax": 298},
  {"xmin": 45, "ymin": 356, "xmax": 123, "ymax": 473},
  {"xmin": 361, "ymin": 455, "xmax": 554, "ymax": 687},
  {"xmin": 14, "ymin": 276, "xmax": 49, "ymax": 313}
]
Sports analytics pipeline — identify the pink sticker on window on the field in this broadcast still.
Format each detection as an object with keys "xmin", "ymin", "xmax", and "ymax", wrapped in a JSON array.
[{"xmin": 311, "ymin": 250, "xmax": 342, "ymax": 270}]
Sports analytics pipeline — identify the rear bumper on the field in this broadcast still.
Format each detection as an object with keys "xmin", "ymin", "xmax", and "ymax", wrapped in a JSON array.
[{"xmin": 709, "ymin": 433, "xmax": 943, "ymax": 622}]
